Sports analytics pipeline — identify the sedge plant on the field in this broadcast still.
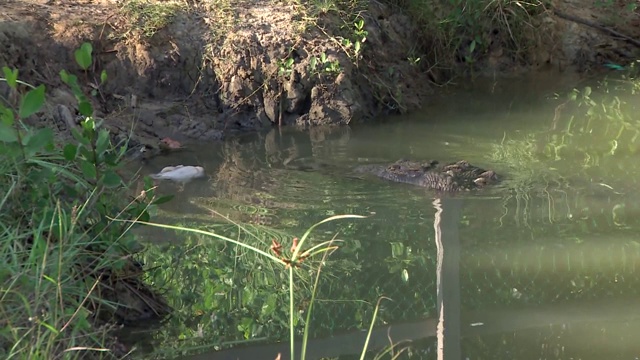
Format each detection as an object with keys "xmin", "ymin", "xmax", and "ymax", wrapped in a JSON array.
[{"xmin": 120, "ymin": 210, "xmax": 397, "ymax": 359}]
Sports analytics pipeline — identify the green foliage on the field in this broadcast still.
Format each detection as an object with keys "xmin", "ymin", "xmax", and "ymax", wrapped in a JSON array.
[
  {"xmin": 407, "ymin": 55, "xmax": 421, "ymax": 67},
  {"xmin": 278, "ymin": 57, "xmax": 295, "ymax": 78},
  {"xmin": 391, "ymin": 0, "xmax": 545, "ymax": 70},
  {"xmin": 488, "ymin": 66, "xmax": 640, "ymax": 229},
  {"xmin": 0, "ymin": 43, "xmax": 162, "ymax": 359},
  {"xmin": 19, "ymin": 84, "xmax": 45, "ymax": 119},
  {"xmin": 74, "ymin": 42, "xmax": 93, "ymax": 71},
  {"xmin": 560, "ymin": 72, "xmax": 640, "ymax": 166},
  {"xmin": 2, "ymin": 67, "xmax": 18, "ymax": 88},
  {"xmin": 309, "ymin": 52, "xmax": 342, "ymax": 77},
  {"xmin": 309, "ymin": 0, "xmax": 340, "ymax": 15},
  {"xmin": 138, "ymin": 226, "xmax": 293, "ymax": 357},
  {"xmin": 341, "ymin": 17, "xmax": 368, "ymax": 60}
]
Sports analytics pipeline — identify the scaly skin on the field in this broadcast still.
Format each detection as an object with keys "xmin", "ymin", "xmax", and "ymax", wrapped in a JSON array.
[{"xmin": 355, "ymin": 159, "xmax": 498, "ymax": 191}]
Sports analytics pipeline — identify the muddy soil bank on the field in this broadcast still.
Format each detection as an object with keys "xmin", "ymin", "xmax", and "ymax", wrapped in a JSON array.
[{"xmin": 0, "ymin": 0, "xmax": 639, "ymax": 157}]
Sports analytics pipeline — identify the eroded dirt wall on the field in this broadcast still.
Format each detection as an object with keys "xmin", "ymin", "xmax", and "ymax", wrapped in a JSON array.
[{"xmin": 0, "ymin": 0, "xmax": 638, "ymax": 156}]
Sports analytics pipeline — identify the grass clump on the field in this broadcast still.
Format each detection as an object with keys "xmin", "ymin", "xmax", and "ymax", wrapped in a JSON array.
[
  {"xmin": 120, "ymin": 0, "xmax": 185, "ymax": 38},
  {"xmin": 0, "ymin": 43, "xmax": 170, "ymax": 359},
  {"xmin": 388, "ymin": 0, "xmax": 547, "ymax": 71}
]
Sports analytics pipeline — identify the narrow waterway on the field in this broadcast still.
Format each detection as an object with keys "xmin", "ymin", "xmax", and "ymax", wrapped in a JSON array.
[{"xmin": 128, "ymin": 71, "xmax": 640, "ymax": 360}]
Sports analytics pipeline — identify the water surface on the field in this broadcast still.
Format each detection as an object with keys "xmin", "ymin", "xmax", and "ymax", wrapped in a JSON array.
[{"xmin": 132, "ymin": 71, "xmax": 640, "ymax": 359}]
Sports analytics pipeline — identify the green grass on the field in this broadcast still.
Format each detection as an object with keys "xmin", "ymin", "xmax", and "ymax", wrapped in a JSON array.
[
  {"xmin": 1, "ymin": 204, "xmax": 117, "ymax": 359},
  {"xmin": 120, "ymin": 0, "xmax": 185, "ymax": 38},
  {"xmin": 0, "ymin": 147, "xmax": 126, "ymax": 359},
  {"xmin": 0, "ymin": 45, "xmax": 169, "ymax": 358}
]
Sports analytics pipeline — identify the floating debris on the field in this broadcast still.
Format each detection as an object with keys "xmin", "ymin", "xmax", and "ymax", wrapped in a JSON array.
[
  {"xmin": 159, "ymin": 137, "xmax": 183, "ymax": 151},
  {"xmin": 150, "ymin": 165, "xmax": 205, "ymax": 182}
]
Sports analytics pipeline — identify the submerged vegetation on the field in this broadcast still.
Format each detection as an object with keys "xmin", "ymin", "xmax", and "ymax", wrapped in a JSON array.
[{"xmin": 489, "ymin": 61, "xmax": 640, "ymax": 229}]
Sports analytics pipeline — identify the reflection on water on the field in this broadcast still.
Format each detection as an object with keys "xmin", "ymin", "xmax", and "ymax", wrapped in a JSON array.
[{"xmin": 132, "ymin": 71, "xmax": 640, "ymax": 359}]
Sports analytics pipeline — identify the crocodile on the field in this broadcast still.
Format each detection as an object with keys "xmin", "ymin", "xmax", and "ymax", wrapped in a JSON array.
[{"xmin": 354, "ymin": 159, "xmax": 499, "ymax": 192}]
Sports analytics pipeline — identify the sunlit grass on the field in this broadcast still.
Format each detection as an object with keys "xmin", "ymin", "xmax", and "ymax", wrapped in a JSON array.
[
  {"xmin": 119, "ymin": 0, "xmax": 185, "ymax": 38},
  {"xmin": 1, "ymin": 191, "xmax": 129, "ymax": 359}
]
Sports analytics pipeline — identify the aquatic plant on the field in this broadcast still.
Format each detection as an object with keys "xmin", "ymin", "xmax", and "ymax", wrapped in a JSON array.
[{"xmin": 488, "ymin": 64, "xmax": 640, "ymax": 229}]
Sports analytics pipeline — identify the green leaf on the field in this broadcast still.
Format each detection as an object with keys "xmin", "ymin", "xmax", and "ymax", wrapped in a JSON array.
[
  {"xmin": 100, "ymin": 70, "xmax": 108, "ymax": 84},
  {"xmin": 95, "ymin": 129, "xmax": 110, "ymax": 156},
  {"xmin": 390, "ymin": 242, "xmax": 404, "ymax": 258},
  {"xmin": 0, "ymin": 142, "xmax": 21, "ymax": 157},
  {"xmin": 143, "ymin": 177, "xmax": 155, "ymax": 195},
  {"xmin": 81, "ymin": 117, "xmax": 95, "ymax": 134},
  {"xmin": 78, "ymin": 100, "xmax": 93, "ymax": 117},
  {"xmin": 19, "ymin": 85, "xmax": 45, "ymax": 119},
  {"xmin": 152, "ymin": 194, "xmax": 174, "ymax": 205},
  {"xmin": 25, "ymin": 128, "xmax": 54, "ymax": 153},
  {"xmin": 79, "ymin": 159, "xmax": 97, "ymax": 180},
  {"xmin": 63, "ymin": 144, "xmax": 77, "ymax": 160},
  {"xmin": 79, "ymin": 146, "xmax": 95, "ymax": 162},
  {"xmin": 104, "ymin": 151, "xmax": 120, "ymax": 166},
  {"xmin": 138, "ymin": 210, "xmax": 150, "ymax": 222},
  {"xmin": 309, "ymin": 57, "xmax": 317, "ymax": 71},
  {"xmin": 469, "ymin": 40, "xmax": 476, "ymax": 54},
  {"xmin": 569, "ymin": 91, "xmax": 578, "ymax": 101},
  {"xmin": 0, "ymin": 106, "xmax": 14, "ymax": 126},
  {"xmin": 75, "ymin": 42, "xmax": 93, "ymax": 70},
  {"xmin": 60, "ymin": 70, "xmax": 84, "ymax": 99},
  {"xmin": 59, "ymin": 70, "xmax": 69, "ymax": 84},
  {"xmin": 0, "ymin": 122, "xmax": 18, "ymax": 142},
  {"xmin": 102, "ymin": 170, "xmax": 122, "ymax": 188},
  {"xmin": 71, "ymin": 128, "xmax": 90, "ymax": 146},
  {"xmin": 2, "ymin": 67, "xmax": 18, "ymax": 89}
]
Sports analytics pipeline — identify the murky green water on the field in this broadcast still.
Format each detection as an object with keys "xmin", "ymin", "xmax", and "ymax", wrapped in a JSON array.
[{"xmin": 130, "ymin": 72, "xmax": 640, "ymax": 359}]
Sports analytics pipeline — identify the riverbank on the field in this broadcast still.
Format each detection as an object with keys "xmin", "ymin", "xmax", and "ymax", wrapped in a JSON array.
[{"xmin": 1, "ymin": 0, "xmax": 639, "ymax": 159}]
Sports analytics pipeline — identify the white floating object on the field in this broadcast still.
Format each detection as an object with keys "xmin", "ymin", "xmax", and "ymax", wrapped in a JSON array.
[{"xmin": 150, "ymin": 165, "xmax": 205, "ymax": 182}]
